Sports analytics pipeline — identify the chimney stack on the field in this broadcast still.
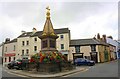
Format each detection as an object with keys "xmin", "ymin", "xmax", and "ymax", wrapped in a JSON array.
[
  {"xmin": 21, "ymin": 30, "xmax": 26, "ymax": 34},
  {"xmin": 5, "ymin": 38, "xmax": 10, "ymax": 43},
  {"xmin": 107, "ymin": 36, "xmax": 113, "ymax": 39},
  {"xmin": 97, "ymin": 33, "xmax": 100, "ymax": 39},
  {"xmin": 32, "ymin": 27, "xmax": 37, "ymax": 33},
  {"xmin": 102, "ymin": 34, "xmax": 106, "ymax": 43}
]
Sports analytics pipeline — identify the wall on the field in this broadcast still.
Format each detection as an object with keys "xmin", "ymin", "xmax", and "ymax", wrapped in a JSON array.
[
  {"xmin": 80, "ymin": 46, "xmax": 91, "ymax": 56},
  {"xmin": 17, "ymin": 33, "xmax": 70, "ymax": 60},
  {"xmin": 98, "ymin": 45, "xmax": 110, "ymax": 63},
  {"xmin": 17, "ymin": 37, "xmax": 30, "ymax": 59},
  {"xmin": 98, "ymin": 45, "xmax": 104, "ymax": 63},
  {"xmin": 69, "ymin": 47, "xmax": 75, "ymax": 60},
  {"xmin": 96, "ymin": 45, "xmax": 100, "ymax": 62},
  {"xmin": 3, "ymin": 42, "xmax": 17, "ymax": 66},
  {"xmin": 30, "ymin": 37, "xmax": 41, "ymax": 56},
  {"xmin": 106, "ymin": 38, "xmax": 119, "ymax": 58},
  {"xmin": 56, "ymin": 33, "xmax": 70, "ymax": 51}
]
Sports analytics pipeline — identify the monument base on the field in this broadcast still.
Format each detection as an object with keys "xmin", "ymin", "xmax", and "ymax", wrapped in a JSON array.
[{"xmin": 40, "ymin": 50, "xmax": 58, "ymax": 53}]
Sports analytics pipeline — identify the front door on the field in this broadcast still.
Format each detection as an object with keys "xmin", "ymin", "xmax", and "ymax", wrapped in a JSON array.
[{"xmin": 90, "ymin": 52, "xmax": 98, "ymax": 63}]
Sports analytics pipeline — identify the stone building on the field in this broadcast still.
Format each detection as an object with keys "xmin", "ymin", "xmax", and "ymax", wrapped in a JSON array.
[{"xmin": 69, "ymin": 38, "xmax": 110, "ymax": 63}]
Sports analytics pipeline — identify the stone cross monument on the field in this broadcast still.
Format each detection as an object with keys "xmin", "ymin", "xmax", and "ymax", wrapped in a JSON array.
[{"xmin": 39, "ymin": 6, "xmax": 59, "ymax": 52}]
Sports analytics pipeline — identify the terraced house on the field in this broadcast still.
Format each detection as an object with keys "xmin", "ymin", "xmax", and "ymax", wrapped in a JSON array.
[
  {"xmin": 3, "ymin": 38, "xmax": 18, "ymax": 66},
  {"xmin": 17, "ymin": 28, "xmax": 70, "ymax": 60},
  {"xmin": 2, "ymin": 30, "xmax": 117, "ymax": 65},
  {"xmin": 69, "ymin": 33, "xmax": 116, "ymax": 63},
  {"xmin": 2, "ymin": 28, "xmax": 70, "ymax": 66}
]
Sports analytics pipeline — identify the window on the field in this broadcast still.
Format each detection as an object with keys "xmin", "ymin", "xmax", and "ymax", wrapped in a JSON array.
[
  {"xmin": 91, "ymin": 45, "xmax": 96, "ymax": 51},
  {"xmin": 34, "ymin": 46, "xmax": 37, "ymax": 51},
  {"xmin": 13, "ymin": 45, "xmax": 15, "ymax": 51},
  {"xmin": 75, "ymin": 46, "xmax": 80, "ymax": 53},
  {"xmin": 5, "ymin": 47, "xmax": 7, "ymax": 52},
  {"xmin": 26, "ymin": 49, "xmax": 29, "ymax": 55},
  {"xmin": 5, "ymin": 58, "xmax": 7, "ymax": 62},
  {"xmin": 14, "ymin": 57, "xmax": 15, "ymax": 60},
  {"xmin": 26, "ymin": 41, "xmax": 29, "ymax": 45},
  {"xmin": 61, "ymin": 44, "xmax": 64, "ymax": 49},
  {"xmin": 34, "ymin": 38, "xmax": 37, "ymax": 41},
  {"xmin": 42, "ymin": 40, "xmax": 47, "ymax": 48},
  {"xmin": 22, "ymin": 50, "xmax": 24, "ymax": 55},
  {"xmin": 60, "ymin": 35, "xmax": 64, "ymax": 39},
  {"xmin": 22, "ymin": 41, "xmax": 24, "ymax": 46},
  {"xmin": 50, "ymin": 40, "xmax": 55, "ymax": 48}
]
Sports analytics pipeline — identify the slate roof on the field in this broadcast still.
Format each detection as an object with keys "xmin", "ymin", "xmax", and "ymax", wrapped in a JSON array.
[
  {"xmin": 70, "ymin": 38, "xmax": 109, "ymax": 46},
  {"xmin": 4, "ymin": 38, "xmax": 17, "ymax": 44},
  {"xmin": 18, "ymin": 28, "xmax": 70, "ymax": 38}
]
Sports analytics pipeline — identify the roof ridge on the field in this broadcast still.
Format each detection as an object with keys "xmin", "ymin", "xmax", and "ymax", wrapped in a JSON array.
[{"xmin": 92, "ymin": 39, "xmax": 101, "ymax": 44}]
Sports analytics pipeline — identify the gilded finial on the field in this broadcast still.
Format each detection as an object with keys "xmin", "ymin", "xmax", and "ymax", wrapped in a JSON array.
[{"xmin": 46, "ymin": 6, "xmax": 50, "ymax": 18}]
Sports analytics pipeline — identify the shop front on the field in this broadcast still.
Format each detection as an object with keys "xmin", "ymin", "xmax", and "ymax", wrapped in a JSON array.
[{"xmin": 4, "ymin": 53, "xmax": 16, "ymax": 66}]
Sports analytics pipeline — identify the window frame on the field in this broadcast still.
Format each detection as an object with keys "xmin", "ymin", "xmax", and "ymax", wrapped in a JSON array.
[
  {"xmin": 60, "ymin": 35, "xmax": 64, "ymax": 39},
  {"xmin": 26, "ymin": 49, "xmax": 29, "ymax": 55},
  {"xmin": 22, "ymin": 41, "xmax": 25, "ymax": 46},
  {"xmin": 5, "ymin": 47, "xmax": 7, "ymax": 52},
  {"xmin": 91, "ymin": 45, "xmax": 96, "ymax": 51},
  {"xmin": 34, "ymin": 46, "xmax": 37, "ymax": 51},
  {"xmin": 75, "ymin": 46, "xmax": 80, "ymax": 53},
  {"xmin": 26, "ymin": 41, "xmax": 29, "ymax": 45},
  {"xmin": 13, "ymin": 45, "xmax": 15, "ymax": 51},
  {"xmin": 61, "ymin": 44, "xmax": 64, "ymax": 49},
  {"xmin": 22, "ymin": 50, "xmax": 24, "ymax": 56}
]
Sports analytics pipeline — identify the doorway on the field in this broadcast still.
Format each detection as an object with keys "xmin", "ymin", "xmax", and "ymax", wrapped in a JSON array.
[{"xmin": 90, "ymin": 52, "xmax": 98, "ymax": 63}]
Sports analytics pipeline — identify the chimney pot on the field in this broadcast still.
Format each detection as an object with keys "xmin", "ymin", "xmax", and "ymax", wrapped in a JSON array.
[
  {"xmin": 102, "ymin": 34, "xmax": 106, "ymax": 42},
  {"xmin": 32, "ymin": 27, "xmax": 37, "ymax": 33}
]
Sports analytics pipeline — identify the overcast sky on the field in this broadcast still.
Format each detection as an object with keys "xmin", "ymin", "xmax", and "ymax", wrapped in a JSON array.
[{"xmin": 0, "ymin": 0, "xmax": 119, "ymax": 43}]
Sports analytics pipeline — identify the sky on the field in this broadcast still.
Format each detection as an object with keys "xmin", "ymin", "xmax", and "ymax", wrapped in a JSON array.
[{"xmin": 0, "ymin": 0, "xmax": 119, "ymax": 43}]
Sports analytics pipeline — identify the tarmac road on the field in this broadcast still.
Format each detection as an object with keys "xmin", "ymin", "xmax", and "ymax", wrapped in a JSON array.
[{"xmin": 64, "ymin": 60, "xmax": 118, "ymax": 77}]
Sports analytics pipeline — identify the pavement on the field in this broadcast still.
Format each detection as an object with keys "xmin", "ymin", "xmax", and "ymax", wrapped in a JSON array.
[{"xmin": 4, "ymin": 66, "xmax": 86, "ymax": 78}]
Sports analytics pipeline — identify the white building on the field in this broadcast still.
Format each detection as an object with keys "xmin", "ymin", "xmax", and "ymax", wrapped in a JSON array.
[
  {"xmin": 17, "ymin": 28, "xmax": 70, "ymax": 60},
  {"xmin": 3, "ymin": 38, "xmax": 18, "ymax": 66},
  {"xmin": 106, "ymin": 37, "xmax": 119, "ymax": 59}
]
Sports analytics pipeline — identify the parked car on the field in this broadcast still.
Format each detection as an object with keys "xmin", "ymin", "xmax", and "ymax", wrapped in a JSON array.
[
  {"xmin": 7, "ymin": 59, "xmax": 22, "ymax": 70},
  {"xmin": 74, "ymin": 58, "xmax": 95, "ymax": 66}
]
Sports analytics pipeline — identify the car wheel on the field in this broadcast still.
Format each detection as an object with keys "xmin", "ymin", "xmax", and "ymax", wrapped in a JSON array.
[
  {"xmin": 75, "ymin": 63, "xmax": 78, "ymax": 66},
  {"xmin": 8, "ymin": 67, "xmax": 11, "ymax": 69},
  {"xmin": 87, "ymin": 63, "xmax": 91, "ymax": 66},
  {"xmin": 16, "ymin": 68, "xmax": 20, "ymax": 70}
]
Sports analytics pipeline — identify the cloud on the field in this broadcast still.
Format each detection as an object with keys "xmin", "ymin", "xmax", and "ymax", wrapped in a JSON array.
[
  {"xmin": 68, "ymin": 6, "xmax": 118, "ymax": 39},
  {"xmin": 0, "ymin": 2, "xmax": 118, "ymax": 43}
]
